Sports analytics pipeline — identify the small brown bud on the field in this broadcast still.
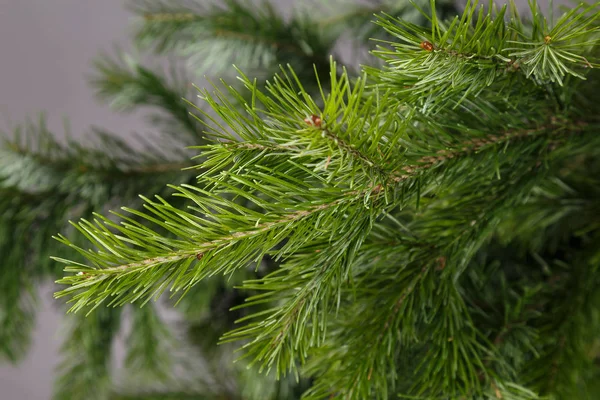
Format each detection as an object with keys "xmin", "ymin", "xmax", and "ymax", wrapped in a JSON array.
[
  {"xmin": 304, "ymin": 114, "xmax": 322, "ymax": 127},
  {"xmin": 436, "ymin": 256, "xmax": 446, "ymax": 271},
  {"xmin": 196, "ymin": 253, "xmax": 204, "ymax": 260},
  {"xmin": 544, "ymin": 35, "xmax": 552, "ymax": 44},
  {"xmin": 420, "ymin": 41, "xmax": 434, "ymax": 52}
]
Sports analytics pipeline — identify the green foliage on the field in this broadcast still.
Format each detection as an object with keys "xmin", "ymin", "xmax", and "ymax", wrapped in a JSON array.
[
  {"xmin": 124, "ymin": 305, "xmax": 175, "ymax": 381},
  {"xmin": 52, "ymin": 1, "xmax": 600, "ymax": 399},
  {"xmin": 3, "ymin": 0, "xmax": 600, "ymax": 399},
  {"xmin": 0, "ymin": 52, "xmax": 201, "ymax": 400},
  {"xmin": 54, "ymin": 307, "xmax": 122, "ymax": 400},
  {"xmin": 301, "ymin": 0, "xmax": 456, "ymax": 58},
  {"xmin": 0, "ymin": 114, "xmax": 192, "ymax": 364},
  {"xmin": 370, "ymin": 0, "xmax": 600, "ymax": 111},
  {"xmin": 0, "ymin": 16, "xmax": 217, "ymax": 374},
  {"xmin": 129, "ymin": 0, "xmax": 336, "ymax": 83},
  {"xmin": 2, "ymin": 0, "xmax": 469, "ymax": 397},
  {"xmin": 0, "ymin": 237, "xmax": 35, "ymax": 362},
  {"xmin": 91, "ymin": 54, "xmax": 203, "ymax": 143}
]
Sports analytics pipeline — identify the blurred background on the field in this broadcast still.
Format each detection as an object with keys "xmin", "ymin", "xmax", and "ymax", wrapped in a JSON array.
[{"xmin": 0, "ymin": 2, "xmax": 139, "ymax": 398}]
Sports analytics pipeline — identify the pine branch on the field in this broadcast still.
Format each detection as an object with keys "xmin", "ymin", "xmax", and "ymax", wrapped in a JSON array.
[
  {"xmin": 313, "ymin": 0, "xmax": 457, "ymax": 46},
  {"xmin": 0, "ymin": 117, "xmax": 199, "ymax": 361},
  {"xmin": 124, "ymin": 305, "xmax": 175, "ymax": 381},
  {"xmin": 50, "ymin": 2, "xmax": 600, "ymax": 398},
  {"xmin": 0, "ymin": 245, "xmax": 35, "ymax": 362},
  {"xmin": 1, "ymin": 119, "xmax": 192, "ymax": 197},
  {"xmin": 523, "ymin": 242, "xmax": 600, "ymax": 398},
  {"xmin": 54, "ymin": 307, "xmax": 122, "ymax": 400},
  {"xmin": 220, "ymin": 210, "xmax": 375, "ymax": 376},
  {"xmin": 370, "ymin": 0, "xmax": 600, "ymax": 112},
  {"xmin": 91, "ymin": 54, "xmax": 203, "ymax": 144},
  {"xmin": 53, "ymin": 183, "xmax": 380, "ymax": 311},
  {"xmin": 128, "ymin": 0, "xmax": 335, "ymax": 82},
  {"xmin": 54, "ymin": 43, "xmax": 599, "ymax": 380},
  {"xmin": 505, "ymin": 2, "xmax": 600, "ymax": 84},
  {"xmin": 301, "ymin": 139, "xmax": 591, "ymax": 399}
]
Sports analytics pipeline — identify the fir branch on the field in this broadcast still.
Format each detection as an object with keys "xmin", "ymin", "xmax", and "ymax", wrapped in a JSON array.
[
  {"xmin": 1, "ymin": 119, "xmax": 193, "ymax": 202},
  {"xmin": 231, "ymin": 119, "xmax": 597, "ymax": 391},
  {"xmin": 0, "ymin": 256, "xmax": 35, "ymax": 363},
  {"xmin": 49, "ymin": 2, "xmax": 600, "ymax": 398},
  {"xmin": 523, "ymin": 243, "xmax": 600, "ymax": 398},
  {"xmin": 91, "ymin": 54, "xmax": 203, "ymax": 143},
  {"xmin": 302, "ymin": 116, "xmax": 600, "ymax": 398},
  {"xmin": 53, "ymin": 184, "xmax": 382, "ymax": 313},
  {"xmin": 55, "ymin": 43, "xmax": 599, "ymax": 382},
  {"xmin": 313, "ymin": 0, "xmax": 457, "ymax": 48},
  {"xmin": 4, "ymin": 138, "xmax": 189, "ymax": 178},
  {"xmin": 302, "ymin": 158, "xmax": 551, "ymax": 398},
  {"xmin": 128, "ymin": 0, "xmax": 335, "ymax": 82},
  {"xmin": 505, "ymin": 2, "xmax": 600, "ymax": 85},
  {"xmin": 0, "ymin": 116, "xmax": 197, "ymax": 362},
  {"xmin": 221, "ymin": 210, "xmax": 376, "ymax": 376},
  {"xmin": 54, "ymin": 307, "xmax": 122, "ymax": 400},
  {"xmin": 124, "ymin": 305, "xmax": 175, "ymax": 381},
  {"xmin": 194, "ymin": 61, "xmax": 403, "ymax": 185},
  {"xmin": 371, "ymin": 0, "xmax": 600, "ymax": 111}
]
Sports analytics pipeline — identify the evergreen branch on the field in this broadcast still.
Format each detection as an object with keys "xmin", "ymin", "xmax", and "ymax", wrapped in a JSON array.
[
  {"xmin": 388, "ymin": 116, "xmax": 589, "ymax": 184},
  {"xmin": 48, "ymin": 3, "xmax": 600, "ymax": 397},
  {"xmin": 505, "ymin": 2, "xmax": 600, "ymax": 85},
  {"xmin": 221, "ymin": 210, "xmax": 376, "ymax": 376},
  {"xmin": 131, "ymin": 0, "xmax": 301, "ymax": 55},
  {"xmin": 91, "ymin": 54, "xmax": 203, "ymax": 143},
  {"xmin": 0, "ymin": 255, "xmax": 35, "ymax": 363},
  {"xmin": 54, "ymin": 308, "xmax": 122, "ymax": 400},
  {"xmin": 312, "ymin": 0, "xmax": 457, "ymax": 48},
  {"xmin": 191, "ymin": 61, "xmax": 401, "ymax": 188},
  {"xmin": 302, "ymin": 121, "xmax": 600, "ymax": 398},
  {"xmin": 54, "ymin": 49, "xmax": 597, "ymax": 335},
  {"xmin": 53, "ymin": 184, "xmax": 381, "ymax": 314},
  {"xmin": 128, "ymin": 0, "xmax": 335, "ymax": 81},
  {"xmin": 371, "ymin": 0, "xmax": 600, "ymax": 111},
  {"xmin": 523, "ymin": 242, "xmax": 600, "ymax": 398},
  {"xmin": 302, "ymin": 233, "xmax": 488, "ymax": 399},
  {"xmin": 1, "ymin": 119, "xmax": 192, "ymax": 201},
  {"xmin": 0, "ymin": 117, "xmax": 195, "ymax": 361},
  {"xmin": 210, "ymin": 118, "xmax": 592, "ymax": 380},
  {"xmin": 124, "ymin": 305, "xmax": 175, "ymax": 381},
  {"xmin": 5, "ymin": 139, "xmax": 190, "ymax": 177},
  {"xmin": 303, "ymin": 256, "xmax": 434, "ymax": 400}
]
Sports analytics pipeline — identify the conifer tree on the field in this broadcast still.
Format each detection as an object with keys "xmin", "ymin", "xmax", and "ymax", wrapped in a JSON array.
[
  {"xmin": 2, "ymin": 1, "xmax": 456, "ymax": 398},
  {"xmin": 2, "ymin": 0, "xmax": 600, "ymax": 399}
]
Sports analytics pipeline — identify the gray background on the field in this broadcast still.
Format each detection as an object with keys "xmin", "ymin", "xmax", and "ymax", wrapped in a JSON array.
[{"xmin": 0, "ymin": 0, "xmax": 552, "ymax": 398}]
